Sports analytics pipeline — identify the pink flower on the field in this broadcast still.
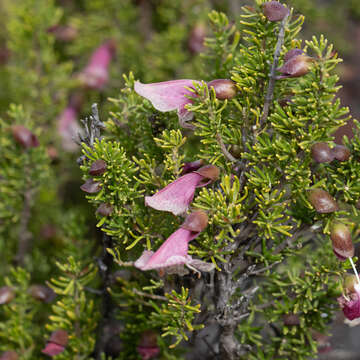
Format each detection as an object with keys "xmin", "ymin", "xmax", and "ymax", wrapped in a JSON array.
[
  {"xmin": 137, "ymin": 330, "xmax": 160, "ymax": 360},
  {"xmin": 338, "ymin": 283, "xmax": 360, "ymax": 320},
  {"xmin": 134, "ymin": 79, "xmax": 201, "ymax": 129},
  {"xmin": 145, "ymin": 165, "xmax": 220, "ymax": 216},
  {"xmin": 78, "ymin": 40, "xmax": 116, "ymax": 89},
  {"xmin": 42, "ymin": 330, "xmax": 68, "ymax": 357},
  {"xmin": 57, "ymin": 106, "xmax": 81, "ymax": 151},
  {"xmin": 135, "ymin": 211, "xmax": 208, "ymax": 271}
]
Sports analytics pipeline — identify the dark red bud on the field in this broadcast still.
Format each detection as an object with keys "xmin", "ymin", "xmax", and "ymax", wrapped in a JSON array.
[
  {"xmin": 188, "ymin": 24, "xmax": 206, "ymax": 54},
  {"xmin": 181, "ymin": 159, "xmax": 205, "ymax": 175},
  {"xmin": 332, "ymin": 145, "xmax": 350, "ymax": 162},
  {"xmin": 283, "ymin": 314, "xmax": 300, "ymax": 326},
  {"xmin": 263, "ymin": 1, "xmax": 289, "ymax": 22},
  {"xmin": 208, "ymin": 79, "xmax": 237, "ymax": 100},
  {"xmin": 277, "ymin": 55, "xmax": 313, "ymax": 79},
  {"xmin": 181, "ymin": 210, "xmax": 208, "ymax": 233},
  {"xmin": 47, "ymin": 25, "xmax": 78, "ymax": 42},
  {"xmin": 49, "ymin": 330, "xmax": 69, "ymax": 347},
  {"xmin": 0, "ymin": 351, "xmax": 18, "ymax": 360},
  {"xmin": 195, "ymin": 165, "xmax": 220, "ymax": 181},
  {"xmin": 12, "ymin": 125, "xmax": 39, "ymax": 148},
  {"xmin": 278, "ymin": 96, "xmax": 293, "ymax": 108},
  {"xmin": 96, "ymin": 203, "xmax": 114, "ymax": 216},
  {"xmin": 284, "ymin": 48, "xmax": 304, "ymax": 63},
  {"xmin": 310, "ymin": 142, "xmax": 334, "ymax": 163},
  {"xmin": 330, "ymin": 223, "xmax": 354, "ymax": 260},
  {"xmin": 89, "ymin": 159, "xmax": 107, "ymax": 176},
  {"xmin": 29, "ymin": 285, "xmax": 56, "ymax": 303},
  {"xmin": 0, "ymin": 286, "xmax": 15, "ymax": 305},
  {"xmin": 308, "ymin": 189, "xmax": 338, "ymax": 213},
  {"xmin": 80, "ymin": 178, "xmax": 101, "ymax": 193}
]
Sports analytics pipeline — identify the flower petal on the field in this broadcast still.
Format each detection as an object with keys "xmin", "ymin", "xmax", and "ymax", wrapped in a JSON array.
[
  {"xmin": 134, "ymin": 228, "xmax": 196, "ymax": 270},
  {"xmin": 41, "ymin": 343, "xmax": 65, "ymax": 357},
  {"xmin": 134, "ymin": 80, "xmax": 200, "ymax": 112},
  {"xmin": 338, "ymin": 285, "xmax": 360, "ymax": 320},
  {"xmin": 145, "ymin": 172, "xmax": 203, "ymax": 215}
]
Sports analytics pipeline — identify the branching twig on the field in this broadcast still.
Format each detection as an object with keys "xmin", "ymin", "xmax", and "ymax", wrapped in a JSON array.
[
  {"xmin": 259, "ymin": 14, "xmax": 289, "ymax": 128},
  {"xmin": 216, "ymin": 133, "xmax": 238, "ymax": 163},
  {"xmin": 132, "ymin": 288, "xmax": 167, "ymax": 301}
]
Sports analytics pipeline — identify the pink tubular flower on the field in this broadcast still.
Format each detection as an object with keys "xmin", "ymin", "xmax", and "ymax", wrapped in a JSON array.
[
  {"xmin": 137, "ymin": 330, "xmax": 160, "ymax": 360},
  {"xmin": 134, "ymin": 211, "xmax": 209, "ymax": 271},
  {"xmin": 57, "ymin": 106, "xmax": 81, "ymax": 151},
  {"xmin": 78, "ymin": 40, "xmax": 116, "ymax": 90},
  {"xmin": 134, "ymin": 79, "xmax": 202, "ymax": 129},
  {"xmin": 145, "ymin": 165, "xmax": 220, "ymax": 216},
  {"xmin": 338, "ymin": 283, "xmax": 360, "ymax": 320}
]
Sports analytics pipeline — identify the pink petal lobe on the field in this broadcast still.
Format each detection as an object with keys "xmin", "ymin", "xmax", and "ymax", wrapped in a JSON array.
[
  {"xmin": 135, "ymin": 228, "xmax": 196, "ymax": 270},
  {"xmin": 137, "ymin": 346, "xmax": 160, "ymax": 360},
  {"xmin": 41, "ymin": 343, "xmax": 65, "ymax": 357},
  {"xmin": 134, "ymin": 80, "xmax": 200, "ymax": 112},
  {"xmin": 145, "ymin": 173, "xmax": 203, "ymax": 215},
  {"xmin": 338, "ymin": 285, "xmax": 360, "ymax": 320}
]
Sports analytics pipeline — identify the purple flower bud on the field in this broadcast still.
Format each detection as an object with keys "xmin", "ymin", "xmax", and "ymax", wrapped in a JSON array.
[
  {"xmin": 12, "ymin": 125, "xmax": 39, "ymax": 149},
  {"xmin": 29, "ymin": 284, "xmax": 56, "ymax": 303},
  {"xmin": 330, "ymin": 223, "xmax": 354, "ymax": 261},
  {"xmin": 80, "ymin": 179, "xmax": 102, "ymax": 193},
  {"xmin": 181, "ymin": 210, "xmax": 208, "ymax": 233},
  {"xmin": 310, "ymin": 142, "xmax": 334, "ymax": 163},
  {"xmin": 0, "ymin": 286, "xmax": 15, "ymax": 305},
  {"xmin": 277, "ymin": 55, "xmax": 313, "ymax": 79},
  {"xmin": 145, "ymin": 165, "xmax": 219, "ymax": 215},
  {"xmin": 134, "ymin": 79, "xmax": 202, "ymax": 129},
  {"xmin": 96, "ymin": 203, "xmax": 114, "ymax": 216},
  {"xmin": 89, "ymin": 159, "xmax": 107, "ymax": 176},
  {"xmin": 208, "ymin": 79, "xmax": 237, "ymax": 100},
  {"xmin": 188, "ymin": 24, "xmax": 206, "ymax": 54},
  {"xmin": 263, "ymin": 1, "xmax": 289, "ymax": 22},
  {"xmin": 78, "ymin": 40, "xmax": 116, "ymax": 90},
  {"xmin": 332, "ymin": 145, "xmax": 350, "ymax": 162},
  {"xmin": 308, "ymin": 189, "xmax": 338, "ymax": 214},
  {"xmin": 283, "ymin": 48, "xmax": 304, "ymax": 63},
  {"xmin": 180, "ymin": 159, "xmax": 205, "ymax": 175},
  {"xmin": 47, "ymin": 25, "xmax": 78, "ymax": 42}
]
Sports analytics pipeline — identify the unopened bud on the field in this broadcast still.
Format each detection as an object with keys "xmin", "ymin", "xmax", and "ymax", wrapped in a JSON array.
[
  {"xmin": 29, "ymin": 285, "xmax": 56, "ymax": 303},
  {"xmin": 332, "ymin": 145, "xmax": 350, "ymax": 162},
  {"xmin": 181, "ymin": 210, "xmax": 208, "ymax": 233},
  {"xmin": 311, "ymin": 142, "xmax": 334, "ymax": 163},
  {"xmin": 308, "ymin": 189, "xmax": 338, "ymax": 213},
  {"xmin": 181, "ymin": 159, "xmax": 205, "ymax": 175},
  {"xmin": 0, "ymin": 286, "xmax": 15, "ymax": 305},
  {"xmin": 47, "ymin": 25, "xmax": 78, "ymax": 42},
  {"xmin": 263, "ymin": 1, "xmax": 289, "ymax": 22},
  {"xmin": 49, "ymin": 330, "xmax": 68, "ymax": 347},
  {"xmin": 188, "ymin": 24, "xmax": 206, "ymax": 54},
  {"xmin": 283, "ymin": 314, "xmax": 300, "ymax": 326},
  {"xmin": 344, "ymin": 274, "xmax": 358, "ymax": 294},
  {"xmin": 208, "ymin": 79, "xmax": 237, "ymax": 100},
  {"xmin": 96, "ymin": 203, "xmax": 114, "ymax": 216},
  {"xmin": 89, "ymin": 159, "xmax": 107, "ymax": 176},
  {"xmin": 330, "ymin": 223, "xmax": 354, "ymax": 260},
  {"xmin": 284, "ymin": 48, "xmax": 304, "ymax": 63},
  {"xmin": 277, "ymin": 55, "xmax": 313, "ymax": 79},
  {"xmin": 195, "ymin": 165, "xmax": 220, "ymax": 181},
  {"xmin": 12, "ymin": 125, "xmax": 39, "ymax": 149},
  {"xmin": 80, "ymin": 179, "xmax": 101, "ymax": 193}
]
